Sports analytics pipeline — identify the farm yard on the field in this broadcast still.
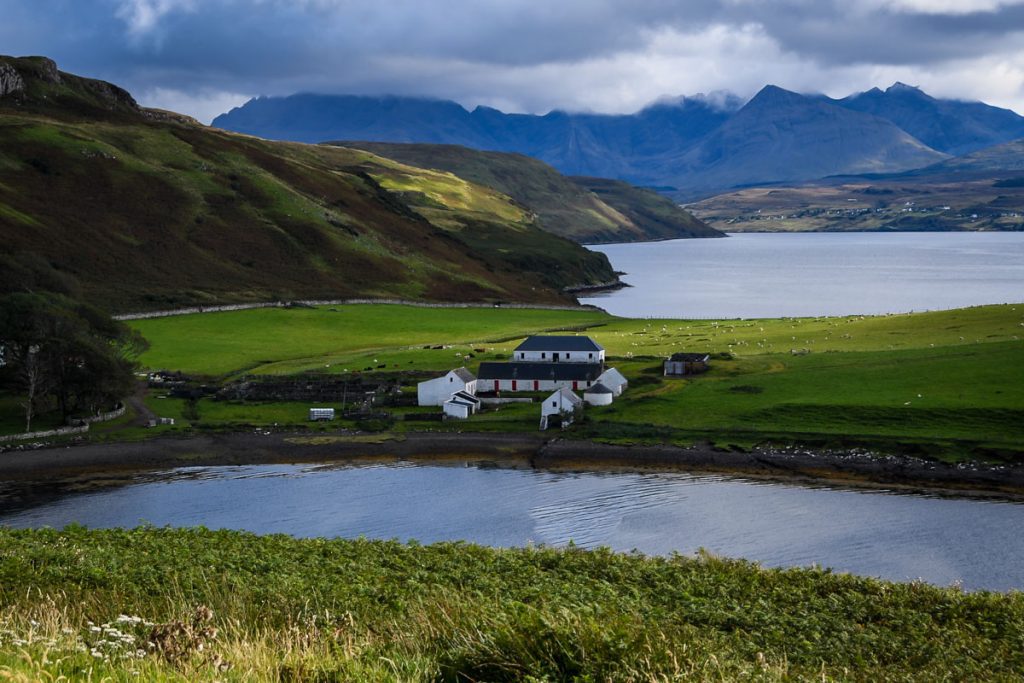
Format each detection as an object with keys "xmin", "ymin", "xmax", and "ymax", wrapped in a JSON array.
[
  {"xmin": 2, "ymin": 303, "xmax": 1022, "ymax": 460},
  {"xmin": 78, "ymin": 302, "xmax": 1020, "ymax": 461}
]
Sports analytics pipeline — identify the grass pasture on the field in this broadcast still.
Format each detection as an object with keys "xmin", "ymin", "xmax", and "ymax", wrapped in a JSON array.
[
  {"xmin": 0, "ymin": 527, "xmax": 1022, "ymax": 681},
  {"xmin": 119, "ymin": 303, "xmax": 1024, "ymax": 459}
]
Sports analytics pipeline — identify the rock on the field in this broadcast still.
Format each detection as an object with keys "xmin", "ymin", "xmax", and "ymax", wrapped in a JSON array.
[{"xmin": 0, "ymin": 63, "xmax": 24, "ymax": 97}]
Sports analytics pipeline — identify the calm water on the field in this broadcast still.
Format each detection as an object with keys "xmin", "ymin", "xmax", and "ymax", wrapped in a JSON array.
[
  {"xmin": 581, "ymin": 232, "xmax": 1024, "ymax": 318},
  {"xmin": 4, "ymin": 462, "xmax": 1024, "ymax": 591}
]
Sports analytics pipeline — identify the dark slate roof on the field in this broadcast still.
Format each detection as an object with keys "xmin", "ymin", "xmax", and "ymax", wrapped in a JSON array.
[
  {"xmin": 514, "ymin": 336, "xmax": 604, "ymax": 352},
  {"xmin": 669, "ymin": 353, "xmax": 710, "ymax": 362},
  {"xmin": 584, "ymin": 382, "xmax": 614, "ymax": 395},
  {"xmin": 477, "ymin": 362, "xmax": 604, "ymax": 382},
  {"xmin": 452, "ymin": 390, "xmax": 480, "ymax": 404},
  {"xmin": 451, "ymin": 367, "xmax": 476, "ymax": 382}
]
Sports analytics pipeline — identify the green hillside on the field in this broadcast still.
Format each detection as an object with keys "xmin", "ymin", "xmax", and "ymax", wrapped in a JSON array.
[
  {"xmin": 339, "ymin": 141, "xmax": 722, "ymax": 243},
  {"xmin": 0, "ymin": 56, "xmax": 615, "ymax": 312}
]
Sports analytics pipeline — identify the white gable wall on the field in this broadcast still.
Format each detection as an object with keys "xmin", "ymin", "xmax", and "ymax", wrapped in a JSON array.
[
  {"xmin": 541, "ymin": 389, "xmax": 583, "ymax": 418},
  {"xmin": 597, "ymin": 368, "xmax": 628, "ymax": 395},
  {"xmin": 417, "ymin": 370, "xmax": 476, "ymax": 406}
]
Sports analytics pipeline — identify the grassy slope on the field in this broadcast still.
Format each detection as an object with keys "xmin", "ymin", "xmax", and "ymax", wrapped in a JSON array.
[
  {"xmin": 1, "ymin": 527, "xmax": 1022, "ymax": 681},
  {"xmin": 570, "ymin": 175, "xmax": 724, "ymax": 240},
  {"xmin": 133, "ymin": 305, "xmax": 610, "ymax": 376},
  {"xmin": 341, "ymin": 141, "xmax": 721, "ymax": 243},
  {"xmin": 0, "ymin": 56, "xmax": 614, "ymax": 311},
  {"xmin": 124, "ymin": 303, "xmax": 1024, "ymax": 458}
]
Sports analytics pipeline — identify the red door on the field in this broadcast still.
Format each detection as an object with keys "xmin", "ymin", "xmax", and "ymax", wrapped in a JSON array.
[
  {"xmin": 511, "ymin": 380, "xmax": 517, "ymax": 391},
  {"xmin": 573, "ymin": 381, "xmax": 578, "ymax": 390},
  {"xmin": 534, "ymin": 380, "xmax": 539, "ymax": 390}
]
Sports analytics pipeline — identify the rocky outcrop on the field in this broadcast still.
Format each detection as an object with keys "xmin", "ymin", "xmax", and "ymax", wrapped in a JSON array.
[{"xmin": 0, "ymin": 63, "xmax": 24, "ymax": 97}]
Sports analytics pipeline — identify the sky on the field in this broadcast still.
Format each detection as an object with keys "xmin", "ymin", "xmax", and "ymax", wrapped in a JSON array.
[{"xmin": 3, "ymin": 0, "xmax": 1024, "ymax": 123}]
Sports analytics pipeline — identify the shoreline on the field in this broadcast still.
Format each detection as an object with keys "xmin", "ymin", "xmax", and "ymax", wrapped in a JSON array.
[{"xmin": 3, "ymin": 430, "xmax": 1024, "ymax": 501}]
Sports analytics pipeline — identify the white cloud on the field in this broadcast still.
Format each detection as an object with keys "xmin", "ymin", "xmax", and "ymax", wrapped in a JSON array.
[
  {"xmin": 137, "ymin": 87, "xmax": 251, "ymax": 124},
  {"xmin": 115, "ymin": 0, "xmax": 195, "ymax": 37},
  {"xmin": 869, "ymin": 0, "xmax": 1024, "ymax": 14}
]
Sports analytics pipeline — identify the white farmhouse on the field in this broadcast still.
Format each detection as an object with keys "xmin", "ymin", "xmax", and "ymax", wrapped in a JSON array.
[
  {"xmin": 417, "ymin": 367, "xmax": 477, "ymax": 406},
  {"xmin": 540, "ymin": 387, "xmax": 583, "ymax": 430},
  {"xmin": 596, "ymin": 367, "xmax": 628, "ymax": 396},
  {"xmin": 512, "ymin": 336, "xmax": 605, "ymax": 364}
]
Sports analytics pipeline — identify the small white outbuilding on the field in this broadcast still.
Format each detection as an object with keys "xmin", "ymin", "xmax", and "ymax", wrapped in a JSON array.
[
  {"xmin": 583, "ymin": 382, "xmax": 614, "ymax": 406},
  {"xmin": 417, "ymin": 367, "xmax": 477, "ymax": 406},
  {"xmin": 540, "ymin": 387, "xmax": 583, "ymax": 430},
  {"xmin": 597, "ymin": 367, "xmax": 628, "ymax": 396}
]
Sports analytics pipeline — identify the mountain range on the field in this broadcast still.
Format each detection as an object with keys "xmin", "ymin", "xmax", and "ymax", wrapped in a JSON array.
[{"xmin": 214, "ymin": 84, "xmax": 1024, "ymax": 199}]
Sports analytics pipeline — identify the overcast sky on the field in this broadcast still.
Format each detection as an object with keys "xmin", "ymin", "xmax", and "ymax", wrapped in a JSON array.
[{"xmin": 4, "ymin": 0, "xmax": 1024, "ymax": 123}]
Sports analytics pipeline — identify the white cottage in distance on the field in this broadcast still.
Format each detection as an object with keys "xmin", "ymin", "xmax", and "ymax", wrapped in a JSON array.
[{"xmin": 417, "ymin": 367, "xmax": 477, "ymax": 406}]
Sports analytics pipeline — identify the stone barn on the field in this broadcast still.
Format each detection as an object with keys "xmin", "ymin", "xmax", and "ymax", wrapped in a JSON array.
[{"xmin": 664, "ymin": 353, "xmax": 710, "ymax": 377}]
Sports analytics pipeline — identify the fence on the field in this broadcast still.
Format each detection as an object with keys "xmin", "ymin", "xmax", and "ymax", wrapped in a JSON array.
[
  {"xmin": 0, "ymin": 404, "xmax": 126, "ymax": 444},
  {"xmin": 113, "ymin": 298, "xmax": 603, "ymax": 321}
]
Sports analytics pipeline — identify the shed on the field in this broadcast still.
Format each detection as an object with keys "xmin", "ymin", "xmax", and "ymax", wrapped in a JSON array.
[
  {"xmin": 583, "ymin": 383, "xmax": 614, "ymax": 406},
  {"xmin": 443, "ymin": 400, "xmax": 471, "ymax": 420},
  {"xmin": 540, "ymin": 387, "xmax": 584, "ymax": 430},
  {"xmin": 664, "ymin": 353, "xmax": 710, "ymax": 377},
  {"xmin": 450, "ymin": 390, "xmax": 481, "ymax": 414},
  {"xmin": 417, "ymin": 367, "xmax": 478, "ymax": 406},
  {"xmin": 597, "ymin": 367, "xmax": 628, "ymax": 395}
]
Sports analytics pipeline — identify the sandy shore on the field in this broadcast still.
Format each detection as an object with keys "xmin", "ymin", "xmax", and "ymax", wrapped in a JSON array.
[{"xmin": 2, "ymin": 430, "xmax": 1024, "ymax": 499}]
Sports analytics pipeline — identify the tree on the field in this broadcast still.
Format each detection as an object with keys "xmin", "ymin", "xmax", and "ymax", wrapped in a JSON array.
[{"xmin": 0, "ymin": 292, "xmax": 148, "ymax": 431}]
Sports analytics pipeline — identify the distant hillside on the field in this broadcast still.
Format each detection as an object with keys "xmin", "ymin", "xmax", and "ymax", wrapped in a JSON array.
[
  {"xmin": 568, "ymin": 176, "xmax": 722, "ymax": 240},
  {"xmin": 0, "ymin": 56, "xmax": 616, "ymax": 311},
  {"xmin": 916, "ymin": 137, "xmax": 1024, "ymax": 176},
  {"xmin": 342, "ymin": 142, "xmax": 722, "ymax": 243},
  {"xmin": 208, "ymin": 83, "xmax": 1024, "ymax": 199},
  {"xmin": 688, "ymin": 135, "xmax": 1024, "ymax": 234},
  {"xmin": 834, "ymin": 83, "xmax": 1024, "ymax": 156}
]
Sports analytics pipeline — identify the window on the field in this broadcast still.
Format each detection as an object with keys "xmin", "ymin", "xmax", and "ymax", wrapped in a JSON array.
[
  {"xmin": 541, "ymin": 352, "xmax": 546, "ymax": 359},
  {"xmin": 551, "ymin": 401, "xmax": 557, "ymax": 407},
  {"xmin": 588, "ymin": 352, "xmax": 593, "ymax": 359}
]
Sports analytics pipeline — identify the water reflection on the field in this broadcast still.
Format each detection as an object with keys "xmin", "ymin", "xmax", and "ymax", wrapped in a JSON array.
[{"xmin": 2, "ymin": 461, "xmax": 1022, "ymax": 591}]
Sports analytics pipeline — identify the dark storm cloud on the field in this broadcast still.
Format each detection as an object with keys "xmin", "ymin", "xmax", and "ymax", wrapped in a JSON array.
[{"xmin": 2, "ymin": 0, "xmax": 1023, "ymax": 121}]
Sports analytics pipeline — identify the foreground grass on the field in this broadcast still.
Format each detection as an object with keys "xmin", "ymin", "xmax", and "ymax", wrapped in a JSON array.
[{"xmin": 0, "ymin": 527, "xmax": 1021, "ymax": 681}]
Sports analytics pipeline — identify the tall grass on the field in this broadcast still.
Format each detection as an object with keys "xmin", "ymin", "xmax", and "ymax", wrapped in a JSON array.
[{"xmin": 0, "ymin": 527, "xmax": 1022, "ymax": 680}]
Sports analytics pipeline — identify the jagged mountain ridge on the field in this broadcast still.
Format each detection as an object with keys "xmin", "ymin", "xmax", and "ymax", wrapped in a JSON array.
[{"xmin": 213, "ymin": 83, "xmax": 1022, "ymax": 199}]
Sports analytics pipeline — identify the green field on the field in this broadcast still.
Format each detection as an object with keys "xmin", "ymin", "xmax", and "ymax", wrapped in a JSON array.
[
  {"xmin": 0, "ymin": 527, "xmax": 1021, "ymax": 681},
  {"xmin": 121, "ymin": 303, "xmax": 1024, "ymax": 458},
  {"xmin": 132, "ymin": 305, "xmax": 610, "ymax": 377}
]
